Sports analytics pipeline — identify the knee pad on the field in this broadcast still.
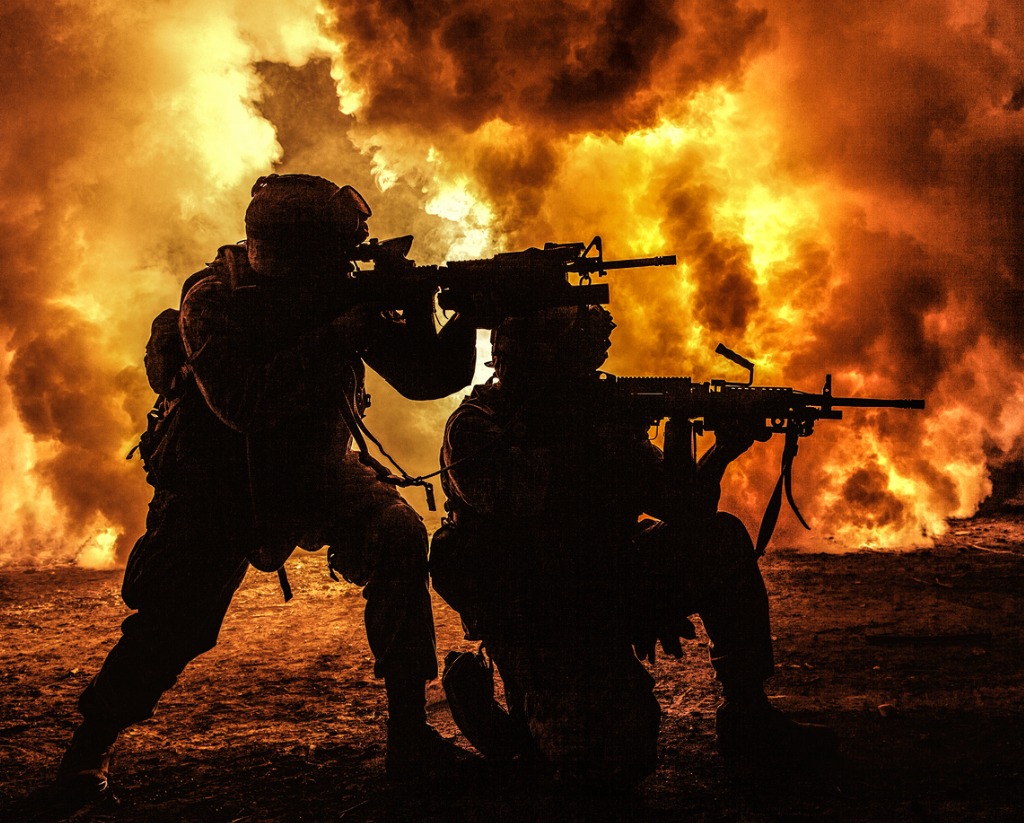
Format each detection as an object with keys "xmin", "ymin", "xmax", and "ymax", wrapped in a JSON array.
[
  {"xmin": 375, "ymin": 502, "xmax": 427, "ymax": 549},
  {"xmin": 677, "ymin": 512, "xmax": 758, "ymax": 597}
]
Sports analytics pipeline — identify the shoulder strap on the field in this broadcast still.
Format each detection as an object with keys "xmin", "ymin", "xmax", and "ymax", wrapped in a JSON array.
[{"xmin": 754, "ymin": 428, "xmax": 811, "ymax": 556}]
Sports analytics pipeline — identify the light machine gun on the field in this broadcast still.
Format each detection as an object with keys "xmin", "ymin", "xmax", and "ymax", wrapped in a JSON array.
[
  {"xmin": 347, "ymin": 234, "xmax": 676, "ymax": 326},
  {"xmin": 598, "ymin": 344, "xmax": 926, "ymax": 554}
]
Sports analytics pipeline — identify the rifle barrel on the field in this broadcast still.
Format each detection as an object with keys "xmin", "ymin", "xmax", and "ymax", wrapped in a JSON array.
[
  {"xmin": 830, "ymin": 397, "xmax": 925, "ymax": 410},
  {"xmin": 577, "ymin": 254, "xmax": 678, "ymax": 272}
]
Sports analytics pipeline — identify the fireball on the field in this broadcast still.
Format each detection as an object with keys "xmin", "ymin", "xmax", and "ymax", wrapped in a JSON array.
[{"xmin": 0, "ymin": 0, "xmax": 1021, "ymax": 565}]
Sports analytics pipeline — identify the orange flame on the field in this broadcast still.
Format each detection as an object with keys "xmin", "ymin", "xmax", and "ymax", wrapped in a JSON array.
[{"xmin": 1, "ymin": 0, "xmax": 1021, "ymax": 565}]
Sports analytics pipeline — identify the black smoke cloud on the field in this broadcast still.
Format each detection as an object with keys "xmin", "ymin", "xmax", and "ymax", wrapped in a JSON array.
[
  {"xmin": 662, "ymin": 182, "xmax": 761, "ymax": 335},
  {"xmin": 765, "ymin": 2, "xmax": 1021, "ymax": 351},
  {"xmin": 2, "ymin": 0, "xmax": 1022, "ymax": 563},
  {"xmin": 324, "ymin": 0, "xmax": 769, "ymax": 360},
  {"xmin": 329, "ymin": 0, "xmax": 768, "ymax": 134}
]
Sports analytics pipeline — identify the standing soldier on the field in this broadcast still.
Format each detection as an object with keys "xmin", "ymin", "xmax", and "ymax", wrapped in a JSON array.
[
  {"xmin": 432, "ymin": 305, "xmax": 836, "ymax": 786},
  {"xmin": 57, "ymin": 174, "xmax": 478, "ymax": 803}
]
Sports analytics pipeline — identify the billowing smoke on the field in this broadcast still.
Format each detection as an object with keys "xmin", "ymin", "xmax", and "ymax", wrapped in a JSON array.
[
  {"xmin": 0, "ymin": 0, "xmax": 309, "ymax": 564},
  {"xmin": 328, "ymin": 0, "xmax": 767, "ymax": 133},
  {"xmin": 1, "ymin": 0, "xmax": 1021, "ymax": 565}
]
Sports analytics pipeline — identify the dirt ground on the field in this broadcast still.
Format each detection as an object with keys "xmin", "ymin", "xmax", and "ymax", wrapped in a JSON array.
[{"xmin": 1, "ymin": 514, "xmax": 1020, "ymax": 822}]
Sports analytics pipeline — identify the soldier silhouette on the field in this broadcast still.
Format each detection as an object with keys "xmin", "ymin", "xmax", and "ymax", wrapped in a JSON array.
[
  {"xmin": 57, "ymin": 174, "xmax": 478, "ymax": 803},
  {"xmin": 433, "ymin": 305, "xmax": 837, "ymax": 786}
]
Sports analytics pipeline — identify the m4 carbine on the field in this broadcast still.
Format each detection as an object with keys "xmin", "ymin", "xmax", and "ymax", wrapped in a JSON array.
[
  {"xmin": 329, "ymin": 235, "xmax": 675, "ymax": 509},
  {"xmin": 598, "ymin": 344, "xmax": 926, "ymax": 553},
  {"xmin": 347, "ymin": 235, "xmax": 676, "ymax": 326}
]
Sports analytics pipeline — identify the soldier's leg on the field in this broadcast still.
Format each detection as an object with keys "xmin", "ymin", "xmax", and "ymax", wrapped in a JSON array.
[
  {"xmin": 324, "ymin": 456, "xmax": 435, "ymax": 677},
  {"xmin": 59, "ymin": 491, "xmax": 250, "ymax": 800},
  {"xmin": 672, "ymin": 513, "xmax": 774, "ymax": 689},
  {"xmin": 486, "ymin": 629, "xmax": 660, "ymax": 787},
  {"xmin": 645, "ymin": 514, "xmax": 835, "ymax": 764},
  {"xmin": 323, "ymin": 454, "xmax": 465, "ymax": 778}
]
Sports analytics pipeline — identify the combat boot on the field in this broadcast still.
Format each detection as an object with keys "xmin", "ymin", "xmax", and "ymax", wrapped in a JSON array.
[
  {"xmin": 383, "ymin": 674, "xmax": 479, "ymax": 782},
  {"xmin": 715, "ymin": 699, "xmax": 837, "ymax": 767},
  {"xmin": 384, "ymin": 720, "xmax": 479, "ymax": 782},
  {"xmin": 56, "ymin": 719, "xmax": 120, "ymax": 805},
  {"xmin": 441, "ymin": 650, "xmax": 532, "ymax": 762}
]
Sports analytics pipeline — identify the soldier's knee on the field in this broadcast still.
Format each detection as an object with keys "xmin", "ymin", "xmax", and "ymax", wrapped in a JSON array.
[
  {"xmin": 376, "ymin": 502, "xmax": 427, "ymax": 550},
  {"xmin": 122, "ymin": 610, "xmax": 221, "ymax": 663},
  {"xmin": 711, "ymin": 512, "xmax": 755, "ymax": 562},
  {"xmin": 373, "ymin": 503, "xmax": 428, "ymax": 575},
  {"xmin": 330, "ymin": 501, "xmax": 428, "ymax": 586},
  {"xmin": 683, "ymin": 512, "xmax": 759, "ymax": 592}
]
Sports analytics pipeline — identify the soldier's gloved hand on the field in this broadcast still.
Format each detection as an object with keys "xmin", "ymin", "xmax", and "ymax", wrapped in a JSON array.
[
  {"xmin": 440, "ymin": 292, "xmax": 502, "ymax": 330},
  {"xmin": 633, "ymin": 632, "xmax": 657, "ymax": 665},
  {"xmin": 632, "ymin": 614, "xmax": 696, "ymax": 664},
  {"xmin": 712, "ymin": 417, "xmax": 771, "ymax": 461}
]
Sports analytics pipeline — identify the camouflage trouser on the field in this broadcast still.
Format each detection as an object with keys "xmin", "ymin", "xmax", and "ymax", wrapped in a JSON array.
[
  {"xmin": 467, "ymin": 512, "xmax": 772, "ymax": 784},
  {"xmin": 485, "ymin": 631, "xmax": 661, "ymax": 786},
  {"xmin": 639, "ymin": 512, "xmax": 775, "ymax": 688},
  {"xmin": 79, "ymin": 453, "xmax": 436, "ymax": 730}
]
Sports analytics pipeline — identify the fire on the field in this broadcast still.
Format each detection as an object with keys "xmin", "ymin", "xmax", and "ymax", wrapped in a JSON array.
[
  {"xmin": 424, "ymin": 181, "xmax": 496, "ymax": 259},
  {"xmin": 1, "ymin": 1, "xmax": 1021, "ymax": 565}
]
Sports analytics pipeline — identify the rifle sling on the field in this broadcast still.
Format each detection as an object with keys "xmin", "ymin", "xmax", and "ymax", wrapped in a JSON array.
[
  {"xmin": 335, "ymin": 365, "xmax": 437, "ymax": 511},
  {"xmin": 277, "ymin": 567, "xmax": 293, "ymax": 602},
  {"xmin": 755, "ymin": 428, "xmax": 809, "ymax": 556}
]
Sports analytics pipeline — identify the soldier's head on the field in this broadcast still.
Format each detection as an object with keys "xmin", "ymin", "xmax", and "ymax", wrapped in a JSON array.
[
  {"xmin": 245, "ymin": 174, "xmax": 371, "ymax": 276},
  {"xmin": 489, "ymin": 305, "xmax": 615, "ymax": 390}
]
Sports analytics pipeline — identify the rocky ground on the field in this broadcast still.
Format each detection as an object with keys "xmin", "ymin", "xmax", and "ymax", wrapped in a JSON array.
[{"xmin": 0, "ymin": 515, "xmax": 1020, "ymax": 821}]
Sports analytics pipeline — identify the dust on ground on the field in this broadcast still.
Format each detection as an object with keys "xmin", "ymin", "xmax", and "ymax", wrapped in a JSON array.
[{"xmin": 0, "ymin": 515, "xmax": 1020, "ymax": 821}]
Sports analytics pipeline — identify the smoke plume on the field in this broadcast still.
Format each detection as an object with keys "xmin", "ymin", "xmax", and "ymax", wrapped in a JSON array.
[{"xmin": 0, "ymin": 0, "xmax": 1021, "ymax": 565}]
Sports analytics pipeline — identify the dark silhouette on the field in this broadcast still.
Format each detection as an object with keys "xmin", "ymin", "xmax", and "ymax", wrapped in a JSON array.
[
  {"xmin": 432, "ymin": 305, "xmax": 837, "ymax": 787},
  {"xmin": 342, "ymin": 232, "xmax": 674, "ymax": 327},
  {"xmin": 56, "ymin": 174, "xmax": 478, "ymax": 804}
]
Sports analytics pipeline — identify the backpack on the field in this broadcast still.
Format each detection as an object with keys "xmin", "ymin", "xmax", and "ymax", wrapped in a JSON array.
[{"xmin": 128, "ymin": 244, "xmax": 250, "ymax": 486}]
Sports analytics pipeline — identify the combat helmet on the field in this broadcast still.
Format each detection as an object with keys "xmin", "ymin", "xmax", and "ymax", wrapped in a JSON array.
[
  {"xmin": 245, "ymin": 174, "xmax": 371, "ymax": 272},
  {"xmin": 489, "ymin": 304, "xmax": 615, "ymax": 388}
]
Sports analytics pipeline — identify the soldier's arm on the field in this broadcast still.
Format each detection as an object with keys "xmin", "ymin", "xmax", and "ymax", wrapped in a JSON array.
[
  {"xmin": 361, "ymin": 295, "xmax": 476, "ymax": 400},
  {"xmin": 640, "ymin": 420, "xmax": 730, "ymax": 522},
  {"xmin": 645, "ymin": 420, "xmax": 762, "ymax": 521}
]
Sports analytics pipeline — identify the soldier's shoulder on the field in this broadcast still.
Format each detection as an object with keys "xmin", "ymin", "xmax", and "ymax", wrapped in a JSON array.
[
  {"xmin": 180, "ymin": 243, "xmax": 251, "ymax": 305},
  {"xmin": 465, "ymin": 382, "xmax": 509, "ymax": 411},
  {"xmin": 447, "ymin": 383, "xmax": 507, "ymax": 429},
  {"xmin": 180, "ymin": 269, "xmax": 219, "ymax": 302},
  {"xmin": 178, "ymin": 267, "xmax": 234, "ymax": 341}
]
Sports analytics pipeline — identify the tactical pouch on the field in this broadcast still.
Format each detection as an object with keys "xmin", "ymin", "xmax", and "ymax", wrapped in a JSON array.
[
  {"xmin": 131, "ymin": 384, "xmax": 240, "ymax": 492},
  {"xmin": 133, "ymin": 397, "xmax": 181, "ymax": 488},
  {"xmin": 427, "ymin": 522, "xmax": 467, "ymax": 611},
  {"xmin": 144, "ymin": 308, "xmax": 187, "ymax": 396}
]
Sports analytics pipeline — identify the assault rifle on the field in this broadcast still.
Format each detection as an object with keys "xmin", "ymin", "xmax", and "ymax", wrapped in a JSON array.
[
  {"xmin": 597, "ymin": 344, "xmax": 925, "ymax": 553},
  {"xmin": 326, "ymin": 235, "xmax": 674, "ymax": 510},
  {"xmin": 345, "ymin": 235, "xmax": 676, "ymax": 327}
]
